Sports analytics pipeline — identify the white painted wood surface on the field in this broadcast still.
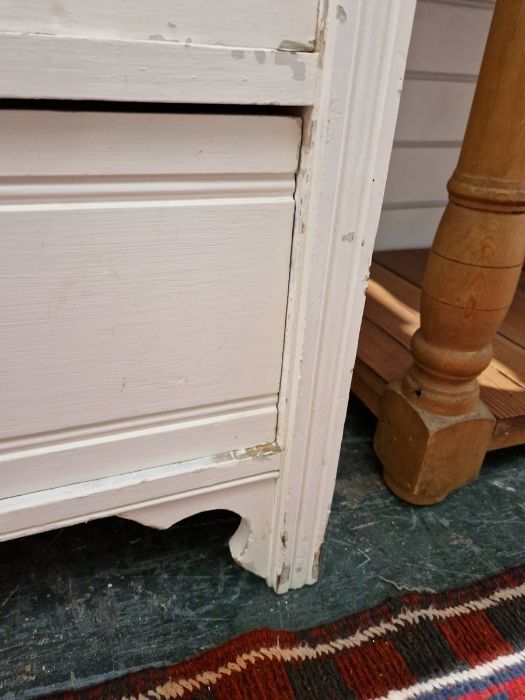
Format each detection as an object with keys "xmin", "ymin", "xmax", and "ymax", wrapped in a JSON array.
[
  {"xmin": 0, "ymin": 446, "xmax": 279, "ymax": 540},
  {"xmin": 0, "ymin": 0, "xmax": 318, "ymax": 51},
  {"xmin": 376, "ymin": 0, "xmax": 494, "ymax": 250},
  {"xmin": 0, "ymin": 34, "xmax": 317, "ymax": 105},
  {"xmin": 0, "ymin": 0, "xmax": 418, "ymax": 591},
  {"xmin": 269, "ymin": 0, "xmax": 416, "ymax": 591},
  {"xmin": 0, "ymin": 111, "xmax": 300, "ymax": 497},
  {"xmin": 0, "ymin": 446, "xmax": 279, "ymax": 580}
]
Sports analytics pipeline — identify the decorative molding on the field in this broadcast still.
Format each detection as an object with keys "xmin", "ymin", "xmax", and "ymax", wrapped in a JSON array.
[
  {"xmin": 0, "ymin": 397, "xmax": 278, "ymax": 499},
  {"xmin": 0, "ymin": 175, "xmax": 296, "ymax": 206},
  {"xmin": 0, "ymin": 445, "xmax": 280, "ymax": 542},
  {"xmin": 271, "ymin": 0, "xmax": 417, "ymax": 592},
  {"xmin": 0, "ymin": 395, "xmax": 277, "ymax": 453},
  {"xmin": 122, "ymin": 473, "xmax": 278, "ymax": 579}
]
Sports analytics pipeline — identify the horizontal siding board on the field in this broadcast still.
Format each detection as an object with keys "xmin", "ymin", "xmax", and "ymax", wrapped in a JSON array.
[
  {"xmin": 383, "ymin": 146, "xmax": 459, "ymax": 204},
  {"xmin": 377, "ymin": 0, "xmax": 490, "ymax": 251},
  {"xmin": 375, "ymin": 207, "xmax": 445, "ymax": 250},
  {"xmin": 394, "ymin": 79, "xmax": 475, "ymax": 142},
  {"xmin": 407, "ymin": 0, "xmax": 492, "ymax": 75}
]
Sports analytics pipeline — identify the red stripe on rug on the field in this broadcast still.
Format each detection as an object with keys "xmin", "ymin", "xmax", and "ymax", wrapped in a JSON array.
[
  {"xmin": 437, "ymin": 609, "xmax": 515, "ymax": 667},
  {"xmin": 334, "ymin": 636, "xmax": 416, "ymax": 698},
  {"xmin": 39, "ymin": 565, "xmax": 525, "ymax": 700}
]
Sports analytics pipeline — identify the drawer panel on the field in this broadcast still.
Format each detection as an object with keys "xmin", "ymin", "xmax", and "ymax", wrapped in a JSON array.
[
  {"xmin": 0, "ymin": 110, "xmax": 301, "ymax": 497},
  {"xmin": 0, "ymin": 0, "xmax": 318, "ymax": 52}
]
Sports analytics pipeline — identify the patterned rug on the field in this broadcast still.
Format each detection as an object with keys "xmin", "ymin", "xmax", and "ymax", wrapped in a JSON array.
[{"xmin": 45, "ymin": 565, "xmax": 525, "ymax": 700}]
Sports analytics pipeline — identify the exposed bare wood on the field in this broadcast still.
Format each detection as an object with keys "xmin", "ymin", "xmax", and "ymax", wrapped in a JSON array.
[{"xmin": 373, "ymin": 0, "xmax": 525, "ymax": 505}]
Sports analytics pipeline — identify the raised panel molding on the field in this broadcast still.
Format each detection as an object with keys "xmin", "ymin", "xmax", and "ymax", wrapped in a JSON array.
[{"xmin": 0, "ymin": 112, "xmax": 300, "ymax": 497}]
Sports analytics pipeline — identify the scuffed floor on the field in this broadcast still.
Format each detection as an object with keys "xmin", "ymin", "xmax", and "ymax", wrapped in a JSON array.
[{"xmin": 1, "ymin": 396, "xmax": 524, "ymax": 698}]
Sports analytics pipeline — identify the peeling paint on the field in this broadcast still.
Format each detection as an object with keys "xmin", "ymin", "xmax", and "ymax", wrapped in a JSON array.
[
  {"xmin": 276, "ymin": 564, "xmax": 290, "ymax": 590},
  {"xmin": 274, "ymin": 51, "xmax": 306, "ymax": 82},
  {"xmin": 336, "ymin": 5, "xmax": 348, "ymax": 23},
  {"xmin": 278, "ymin": 39, "xmax": 313, "ymax": 52},
  {"xmin": 311, "ymin": 542, "xmax": 324, "ymax": 580},
  {"xmin": 240, "ymin": 443, "xmax": 280, "ymax": 460}
]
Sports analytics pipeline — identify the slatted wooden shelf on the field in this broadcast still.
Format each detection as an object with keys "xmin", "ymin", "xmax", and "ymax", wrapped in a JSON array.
[{"xmin": 353, "ymin": 249, "xmax": 525, "ymax": 451}]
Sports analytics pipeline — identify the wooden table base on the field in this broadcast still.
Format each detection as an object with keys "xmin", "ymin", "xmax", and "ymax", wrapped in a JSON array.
[{"xmin": 353, "ymin": 249, "xmax": 525, "ymax": 452}]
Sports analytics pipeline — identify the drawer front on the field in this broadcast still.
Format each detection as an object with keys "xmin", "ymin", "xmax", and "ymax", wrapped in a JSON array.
[
  {"xmin": 0, "ymin": 110, "xmax": 301, "ymax": 497},
  {"xmin": 0, "ymin": 0, "xmax": 318, "ymax": 52}
]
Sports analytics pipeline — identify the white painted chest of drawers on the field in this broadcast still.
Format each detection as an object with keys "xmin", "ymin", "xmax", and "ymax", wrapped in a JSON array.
[{"xmin": 0, "ymin": 0, "xmax": 416, "ymax": 591}]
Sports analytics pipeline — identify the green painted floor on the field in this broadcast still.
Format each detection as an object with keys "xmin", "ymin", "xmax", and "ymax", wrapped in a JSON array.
[{"xmin": 1, "ymin": 396, "xmax": 524, "ymax": 698}]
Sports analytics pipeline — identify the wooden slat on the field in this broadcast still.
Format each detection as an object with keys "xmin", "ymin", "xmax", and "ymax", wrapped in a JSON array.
[
  {"xmin": 373, "ymin": 249, "xmax": 525, "ymax": 349},
  {"xmin": 351, "ymin": 359, "xmax": 383, "ymax": 418},
  {"xmin": 354, "ymin": 250, "xmax": 525, "ymax": 451},
  {"xmin": 0, "ymin": 0, "xmax": 318, "ymax": 51},
  {"xmin": 0, "ymin": 34, "xmax": 317, "ymax": 106}
]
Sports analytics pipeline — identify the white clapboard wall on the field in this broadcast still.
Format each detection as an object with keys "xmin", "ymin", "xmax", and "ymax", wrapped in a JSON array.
[{"xmin": 375, "ymin": 0, "xmax": 494, "ymax": 251}]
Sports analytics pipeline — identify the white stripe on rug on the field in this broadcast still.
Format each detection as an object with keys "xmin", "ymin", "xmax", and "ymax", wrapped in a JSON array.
[
  {"xmin": 377, "ymin": 648, "xmax": 525, "ymax": 700},
  {"xmin": 127, "ymin": 579, "xmax": 525, "ymax": 700}
]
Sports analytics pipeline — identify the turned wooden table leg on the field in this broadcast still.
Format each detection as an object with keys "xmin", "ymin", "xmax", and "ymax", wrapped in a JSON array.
[{"xmin": 374, "ymin": 0, "xmax": 525, "ymax": 505}]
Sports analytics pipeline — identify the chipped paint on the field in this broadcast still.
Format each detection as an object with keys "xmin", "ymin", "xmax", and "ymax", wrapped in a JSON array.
[
  {"xmin": 336, "ymin": 5, "xmax": 348, "ymax": 23},
  {"xmin": 276, "ymin": 564, "xmax": 291, "ymax": 591},
  {"xmin": 231, "ymin": 49, "xmax": 245, "ymax": 60},
  {"xmin": 274, "ymin": 51, "xmax": 306, "ymax": 81},
  {"xmin": 341, "ymin": 232, "xmax": 355, "ymax": 243},
  {"xmin": 242, "ymin": 443, "xmax": 280, "ymax": 459},
  {"xmin": 254, "ymin": 50, "xmax": 266, "ymax": 64},
  {"xmin": 311, "ymin": 542, "xmax": 324, "ymax": 580},
  {"xmin": 278, "ymin": 39, "xmax": 313, "ymax": 52}
]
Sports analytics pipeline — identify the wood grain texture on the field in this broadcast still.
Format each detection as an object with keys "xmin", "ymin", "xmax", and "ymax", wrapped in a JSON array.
[
  {"xmin": 0, "ymin": 111, "xmax": 300, "ymax": 497},
  {"xmin": 0, "ymin": 0, "xmax": 318, "ymax": 51},
  {"xmin": 0, "ymin": 34, "xmax": 318, "ymax": 105},
  {"xmin": 354, "ymin": 247, "xmax": 525, "ymax": 453}
]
